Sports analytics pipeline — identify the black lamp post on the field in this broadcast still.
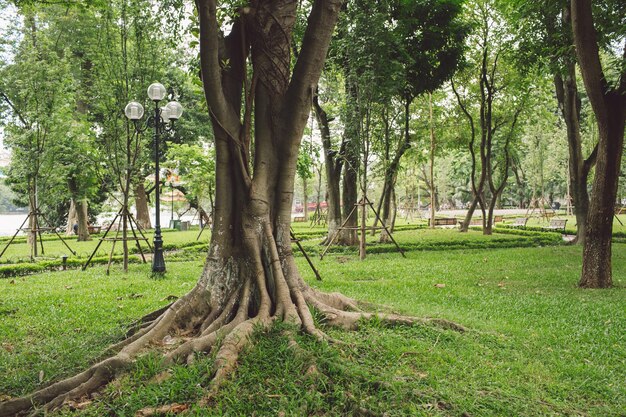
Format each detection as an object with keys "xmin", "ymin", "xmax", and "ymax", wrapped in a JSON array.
[{"xmin": 124, "ymin": 83, "xmax": 183, "ymax": 273}]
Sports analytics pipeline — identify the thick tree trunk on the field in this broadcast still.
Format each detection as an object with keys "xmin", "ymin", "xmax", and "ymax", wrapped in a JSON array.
[
  {"xmin": 338, "ymin": 77, "xmax": 360, "ymax": 246},
  {"xmin": 75, "ymin": 199, "xmax": 91, "ymax": 241},
  {"xmin": 68, "ymin": 178, "xmax": 91, "ymax": 241},
  {"xmin": 579, "ymin": 98, "xmax": 625, "ymax": 287},
  {"xmin": 571, "ymin": 0, "xmax": 626, "ymax": 288},
  {"xmin": 134, "ymin": 182, "xmax": 152, "ymax": 230}
]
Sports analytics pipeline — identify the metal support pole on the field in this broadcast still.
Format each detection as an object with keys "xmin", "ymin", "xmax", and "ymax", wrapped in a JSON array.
[{"xmin": 152, "ymin": 101, "xmax": 166, "ymax": 273}]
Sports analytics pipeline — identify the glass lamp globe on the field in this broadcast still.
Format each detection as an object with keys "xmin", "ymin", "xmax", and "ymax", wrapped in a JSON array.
[
  {"xmin": 124, "ymin": 102, "xmax": 144, "ymax": 120},
  {"xmin": 160, "ymin": 106, "xmax": 171, "ymax": 123},
  {"xmin": 165, "ymin": 101, "xmax": 183, "ymax": 120},
  {"xmin": 147, "ymin": 83, "xmax": 167, "ymax": 101}
]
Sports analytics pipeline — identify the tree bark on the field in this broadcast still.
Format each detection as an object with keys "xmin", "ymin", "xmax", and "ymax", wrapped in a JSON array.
[
  {"xmin": 571, "ymin": 0, "xmax": 626, "ymax": 288},
  {"xmin": 302, "ymin": 176, "xmax": 308, "ymax": 221},
  {"xmin": 66, "ymin": 199, "xmax": 77, "ymax": 236},
  {"xmin": 338, "ymin": 76, "xmax": 360, "ymax": 246},
  {"xmin": 67, "ymin": 177, "xmax": 91, "ymax": 241},
  {"xmin": 380, "ymin": 99, "xmax": 411, "ymax": 242},
  {"xmin": 553, "ymin": 4, "xmax": 596, "ymax": 245},
  {"xmin": 429, "ymin": 93, "xmax": 436, "ymax": 229},
  {"xmin": 76, "ymin": 199, "xmax": 90, "ymax": 241},
  {"xmin": 134, "ymin": 182, "xmax": 152, "ymax": 230},
  {"xmin": 28, "ymin": 180, "xmax": 37, "ymax": 258},
  {"xmin": 313, "ymin": 92, "xmax": 342, "ymax": 242}
]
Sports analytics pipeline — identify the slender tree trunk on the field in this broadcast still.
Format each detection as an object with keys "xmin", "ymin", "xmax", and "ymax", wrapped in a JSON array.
[
  {"xmin": 556, "ymin": 66, "xmax": 593, "ymax": 244},
  {"xmin": 135, "ymin": 182, "xmax": 152, "ymax": 229},
  {"xmin": 380, "ymin": 98, "xmax": 411, "ymax": 241},
  {"xmin": 429, "ymin": 93, "xmax": 436, "ymax": 229},
  {"xmin": 66, "ymin": 199, "xmax": 77, "ymax": 235},
  {"xmin": 28, "ymin": 180, "xmax": 37, "ymax": 258},
  {"xmin": 552, "ymin": 5, "xmax": 596, "ymax": 244},
  {"xmin": 68, "ymin": 178, "xmax": 91, "ymax": 241},
  {"xmin": 313, "ymin": 93, "xmax": 342, "ymax": 242},
  {"xmin": 461, "ymin": 197, "xmax": 478, "ymax": 232},
  {"xmin": 302, "ymin": 177, "xmax": 308, "ymax": 221}
]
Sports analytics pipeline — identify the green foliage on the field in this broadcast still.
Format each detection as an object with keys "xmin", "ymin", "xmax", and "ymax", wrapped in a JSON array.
[{"xmin": 165, "ymin": 141, "xmax": 215, "ymax": 210}]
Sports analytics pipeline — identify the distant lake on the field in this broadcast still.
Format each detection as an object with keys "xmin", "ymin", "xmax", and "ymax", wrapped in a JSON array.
[{"xmin": 0, "ymin": 212, "xmax": 28, "ymax": 236}]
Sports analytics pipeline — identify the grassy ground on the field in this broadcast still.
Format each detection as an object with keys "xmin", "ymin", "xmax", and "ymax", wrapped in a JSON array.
[{"xmin": 0, "ymin": 229, "xmax": 624, "ymax": 416}]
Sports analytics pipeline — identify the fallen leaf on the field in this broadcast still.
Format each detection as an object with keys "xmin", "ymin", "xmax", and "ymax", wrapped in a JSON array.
[
  {"xmin": 417, "ymin": 372, "xmax": 428, "ymax": 379},
  {"xmin": 64, "ymin": 286, "xmax": 73, "ymax": 290},
  {"xmin": 38, "ymin": 370, "xmax": 44, "ymax": 383},
  {"xmin": 1, "ymin": 343, "xmax": 14, "ymax": 352},
  {"xmin": 129, "ymin": 293, "xmax": 144, "ymax": 299},
  {"xmin": 135, "ymin": 403, "xmax": 188, "ymax": 416},
  {"xmin": 434, "ymin": 283, "xmax": 446, "ymax": 288},
  {"xmin": 497, "ymin": 282, "xmax": 505, "ymax": 287},
  {"xmin": 162, "ymin": 335, "xmax": 176, "ymax": 346},
  {"xmin": 64, "ymin": 399, "xmax": 93, "ymax": 410}
]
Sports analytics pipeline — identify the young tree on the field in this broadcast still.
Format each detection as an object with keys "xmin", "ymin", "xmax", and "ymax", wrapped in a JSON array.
[
  {"xmin": 452, "ymin": 0, "xmax": 528, "ymax": 234},
  {"xmin": 0, "ymin": 5, "xmax": 77, "ymax": 254},
  {"xmin": 571, "ymin": 0, "xmax": 626, "ymax": 288},
  {"xmin": 0, "ymin": 1, "xmax": 463, "ymax": 414}
]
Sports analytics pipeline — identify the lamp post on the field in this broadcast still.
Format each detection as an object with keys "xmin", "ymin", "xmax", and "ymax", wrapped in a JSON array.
[{"xmin": 125, "ymin": 83, "xmax": 184, "ymax": 273}]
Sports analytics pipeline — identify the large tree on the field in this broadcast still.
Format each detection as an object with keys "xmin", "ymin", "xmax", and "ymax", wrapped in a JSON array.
[
  {"xmin": 0, "ymin": 0, "xmax": 463, "ymax": 414},
  {"xmin": 571, "ymin": 0, "xmax": 626, "ymax": 288}
]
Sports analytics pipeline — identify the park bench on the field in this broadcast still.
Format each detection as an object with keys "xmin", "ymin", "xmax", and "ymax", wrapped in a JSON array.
[
  {"xmin": 88, "ymin": 225, "xmax": 101, "ymax": 234},
  {"xmin": 494, "ymin": 215, "xmax": 504, "ymax": 223},
  {"xmin": 544, "ymin": 219, "xmax": 567, "ymax": 231},
  {"xmin": 429, "ymin": 217, "xmax": 457, "ymax": 227},
  {"xmin": 293, "ymin": 216, "xmax": 306, "ymax": 222},
  {"xmin": 511, "ymin": 218, "xmax": 528, "ymax": 227}
]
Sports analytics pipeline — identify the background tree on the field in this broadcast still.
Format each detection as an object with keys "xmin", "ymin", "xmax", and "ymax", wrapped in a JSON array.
[
  {"xmin": 504, "ymin": 0, "xmax": 598, "ymax": 244},
  {"xmin": 452, "ymin": 0, "xmax": 529, "ymax": 234},
  {"xmin": 0, "ymin": 4, "xmax": 78, "ymax": 254}
]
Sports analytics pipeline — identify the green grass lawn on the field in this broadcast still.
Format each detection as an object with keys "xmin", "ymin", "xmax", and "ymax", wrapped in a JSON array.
[{"xmin": 0, "ymin": 229, "xmax": 624, "ymax": 416}]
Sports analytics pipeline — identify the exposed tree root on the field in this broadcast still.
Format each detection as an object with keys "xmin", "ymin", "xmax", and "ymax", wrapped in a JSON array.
[{"xmin": 0, "ymin": 255, "xmax": 465, "ymax": 416}]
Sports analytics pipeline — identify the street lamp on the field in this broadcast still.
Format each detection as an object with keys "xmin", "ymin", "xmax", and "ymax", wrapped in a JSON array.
[{"xmin": 125, "ymin": 82, "xmax": 183, "ymax": 273}]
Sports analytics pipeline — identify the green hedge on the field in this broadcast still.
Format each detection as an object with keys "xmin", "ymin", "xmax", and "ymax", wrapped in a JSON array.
[{"xmin": 0, "ymin": 255, "xmax": 143, "ymax": 278}]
